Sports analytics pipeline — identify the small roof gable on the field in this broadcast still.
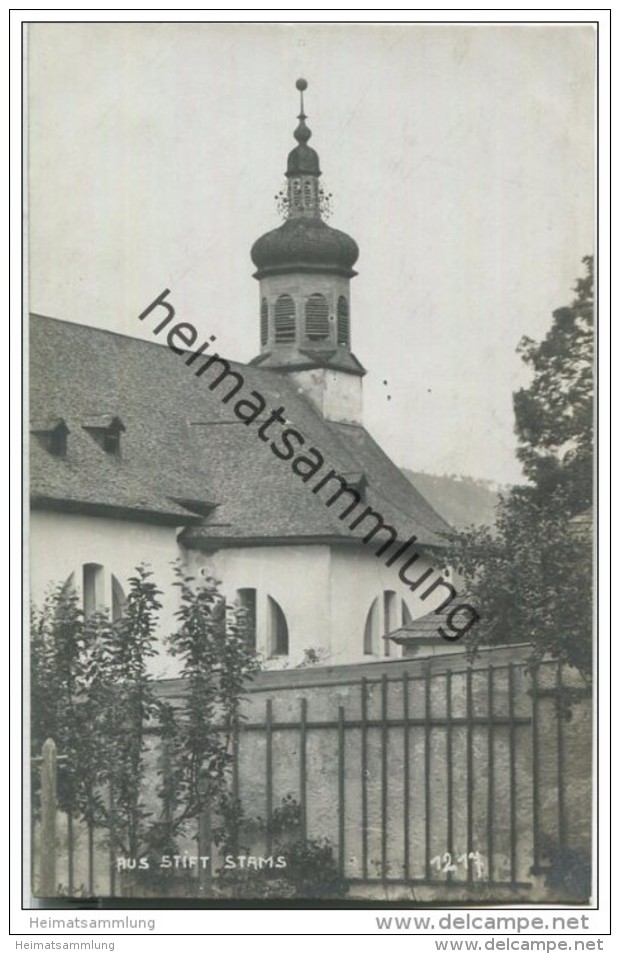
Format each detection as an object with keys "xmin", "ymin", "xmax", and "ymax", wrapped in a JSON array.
[
  {"xmin": 82, "ymin": 414, "xmax": 125, "ymax": 432},
  {"xmin": 30, "ymin": 416, "xmax": 69, "ymax": 434}
]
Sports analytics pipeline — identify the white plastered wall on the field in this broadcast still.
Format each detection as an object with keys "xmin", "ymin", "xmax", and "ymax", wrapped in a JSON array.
[
  {"xmin": 188, "ymin": 540, "xmax": 451, "ymax": 668},
  {"xmin": 29, "ymin": 510, "xmax": 184, "ymax": 678},
  {"xmin": 187, "ymin": 543, "xmax": 332, "ymax": 669},
  {"xmin": 29, "ymin": 512, "xmax": 454, "ymax": 674},
  {"xmin": 289, "ymin": 367, "xmax": 362, "ymax": 424},
  {"xmin": 327, "ymin": 544, "xmax": 450, "ymax": 663}
]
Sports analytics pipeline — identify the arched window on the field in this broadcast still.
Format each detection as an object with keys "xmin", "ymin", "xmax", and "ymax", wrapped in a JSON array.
[
  {"xmin": 236, "ymin": 587, "xmax": 257, "ymax": 650},
  {"xmin": 337, "ymin": 296, "xmax": 350, "ymax": 345},
  {"xmin": 83, "ymin": 563, "xmax": 104, "ymax": 617},
  {"xmin": 274, "ymin": 295, "xmax": 296, "ymax": 343},
  {"xmin": 111, "ymin": 575, "xmax": 126, "ymax": 623},
  {"xmin": 305, "ymin": 294, "xmax": 329, "ymax": 341},
  {"xmin": 363, "ymin": 597, "xmax": 379, "ymax": 655},
  {"xmin": 383, "ymin": 590, "xmax": 399, "ymax": 657},
  {"xmin": 303, "ymin": 179, "xmax": 313, "ymax": 207},
  {"xmin": 67, "ymin": 564, "xmax": 125, "ymax": 620},
  {"xmin": 260, "ymin": 298, "xmax": 268, "ymax": 346},
  {"xmin": 267, "ymin": 595, "xmax": 289, "ymax": 656},
  {"xmin": 363, "ymin": 592, "xmax": 411, "ymax": 657}
]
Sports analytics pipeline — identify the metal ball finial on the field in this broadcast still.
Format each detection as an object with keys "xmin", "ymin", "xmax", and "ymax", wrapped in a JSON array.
[{"xmin": 296, "ymin": 78, "xmax": 308, "ymax": 91}]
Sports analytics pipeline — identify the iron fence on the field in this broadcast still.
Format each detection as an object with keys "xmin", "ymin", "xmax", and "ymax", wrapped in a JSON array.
[{"xmin": 31, "ymin": 654, "xmax": 592, "ymax": 899}]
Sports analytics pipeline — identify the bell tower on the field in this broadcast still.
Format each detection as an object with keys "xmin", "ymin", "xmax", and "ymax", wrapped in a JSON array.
[{"xmin": 249, "ymin": 80, "xmax": 365, "ymax": 425}]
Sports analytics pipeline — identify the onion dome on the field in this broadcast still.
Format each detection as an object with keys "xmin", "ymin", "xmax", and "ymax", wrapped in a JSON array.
[{"xmin": 251, "ymin": 216, "xmax": 359, "ymax": 278}]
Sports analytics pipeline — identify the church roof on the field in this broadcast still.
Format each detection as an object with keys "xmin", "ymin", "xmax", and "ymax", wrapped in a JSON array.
[{"xmin": 30, "ymin": 314, "xmax": 452, "ymax": 547}]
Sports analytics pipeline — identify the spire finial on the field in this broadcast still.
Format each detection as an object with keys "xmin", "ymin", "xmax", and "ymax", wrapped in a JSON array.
[
  {"xmin": 294, "ymin": 78, "xmax": 312, "ymax": 144},
  {"xmin": 296, "ymin": 77, "xmax": 308, "ymax": 116}
]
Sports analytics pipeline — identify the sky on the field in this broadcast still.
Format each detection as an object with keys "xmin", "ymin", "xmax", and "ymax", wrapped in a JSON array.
[{"xmin": 26, "ymin": 22, "xmax": 595, "ymax": 485}]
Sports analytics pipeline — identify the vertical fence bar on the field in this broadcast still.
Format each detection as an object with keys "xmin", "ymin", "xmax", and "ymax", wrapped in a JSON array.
[
  {"xmin": 556, "ymin": 663, "xmax": 567, "ymax": 854},
  {"xmin": 31, "ymin": 780, "xmax": 36, "ymax": 897},
  {"xmin": 88, "ymin": 822, "xmax": 94, "ymax": 896},
  {"xmin": 424, "ymin": 663, "xmax": 432, "ymax": 881},
  {"xmin": 381, "ymin": 674, "xmax": 388, "ymax": 880},
  {"xmin": 40, "ymin": 739, "xmax": 57, "ymax": 897},
  {"xmin": 66, "ymin": 812, "xmax": 74, "ymax": 895},
  {"xmin": 361, "ymin": 678, "xmax": 368, "ymax": 881},
  {"xmin": 232, "ymin": 715, "xmax": 240, "ymax": 856},
  {"xmin": 108, "ymin": 778, "xmax": 116, "ymax": 898},
  {"xmin": 487, "ymin": 665, "xmax": 494, "ymax": 884},
  {"xmin": 508, "ymin": 664, "xmax": 518, "ymax": 882},
  {"xmin": 466, "ymin": 666, "xmax": 474, "ymax": 884},
  {"xmin": 338, "ymin": 705, "xmax": 346, "ymax": 877},
  {"xmin": 446, "ymin": 670, "xmax": 454, "ymax": 883},
  {"xmin": 531, "ymin": 665, "xmax": 541, "ymax": 871},
  {"xmin": 197, "ymin": 775, "xmax": 212, "ymax": 885},
  {"xmin": 265, "ymin": 698, "xmax": 273, "ymax": 855},
  {"xmin": 403, "ymin": 671, "xmax": 410, "ymax": 882},
  {"xmin": 161, "ymin": 741, "xmax": 172, "ymax": 833},
  {"xmin": 299, "ymin": 698, "xmax": 308, "ymax": 842}
]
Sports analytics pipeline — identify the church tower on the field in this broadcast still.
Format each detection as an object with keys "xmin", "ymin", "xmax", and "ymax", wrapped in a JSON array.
[{"xmin": 250, "ymin": 80, "xmax": 365, "ymax": 425}]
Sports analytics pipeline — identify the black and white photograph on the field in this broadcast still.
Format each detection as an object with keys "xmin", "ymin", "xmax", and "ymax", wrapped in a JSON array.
[{"xmin": 23, "ymin": 18, "xmax": 599, "ymax": 922}]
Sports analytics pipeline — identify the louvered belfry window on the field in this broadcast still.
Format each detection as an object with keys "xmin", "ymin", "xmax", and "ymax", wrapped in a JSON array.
[
  {"xmin": 337, "ymin": 295, "xmax": 350, "ymax": 345},
  {"xmin": 274, "ymin": 294, "xmax": 296, "ymax": 342},
  {"xmin": 305, "ymin": 293, "xmax": 329, "ymax": 341},
  {"xmin": 260, "ymin": 298, "xmax": 268, "ymax": 346}
]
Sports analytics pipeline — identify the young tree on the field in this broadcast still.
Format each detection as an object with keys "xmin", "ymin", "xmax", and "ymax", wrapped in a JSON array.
[
  {"xmin": 31, "ymin": 586, "xmax": 102, "ymax": 824},
  {"xmin": 151, "ymin": 567, "xmax": 260, "ymax": 855},
  {"xmin": 446, "ymin": 258, "xmax": 594, "ymax": 678},
  {"xmin": 94, "ymin": 565, "xmax": 163, "ymax": 859},
  {"xmin": 31, "ymin": 565, "xmax": 260, "ymax": 875}
]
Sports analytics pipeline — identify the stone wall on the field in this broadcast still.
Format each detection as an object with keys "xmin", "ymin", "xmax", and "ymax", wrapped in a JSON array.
[
  {"xmin": 158, "ymin": 643, "xmax": 592, "ymax": 902},
  {"xmin": 32, "ymin": 644, "xmax": 591, "ymax": 903}
]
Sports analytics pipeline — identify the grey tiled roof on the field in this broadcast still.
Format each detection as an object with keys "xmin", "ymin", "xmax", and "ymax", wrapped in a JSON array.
[
  {"xmin": 388, "ymin": 606, "xmax": 454, "ymax": 642},
  {"xmin": 30, "ymin": 314, "xmax": 452, "ymax": 546}
]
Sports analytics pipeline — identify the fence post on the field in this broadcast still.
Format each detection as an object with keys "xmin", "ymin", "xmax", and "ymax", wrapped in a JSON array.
[
  {"xmin": 39, "ymin": 738, "xmax": 57, "ymax": 896},
  {"xmin": 198, "ymin": 774, "xmax": 213, "ymax": 887}
]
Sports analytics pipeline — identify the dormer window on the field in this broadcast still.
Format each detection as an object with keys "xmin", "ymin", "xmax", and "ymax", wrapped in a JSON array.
[
  {"xmin": 83, "ymin": 415, "xmax": 125, "ymax": 456},
  {"xmin": 103, "ymin": 428, "xmax": 121, "ymax": 455},
  {"xmin": 341, "ymin": 471, "xmax": 367, "ymax": 501},
  {"xmin": 31, "ymin": 418, "xmax": 69, "ymax": 457}
]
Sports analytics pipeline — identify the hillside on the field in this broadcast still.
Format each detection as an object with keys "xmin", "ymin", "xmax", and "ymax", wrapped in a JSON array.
[{"xmin": 402, "ymin": 470, "xmax": 507, "ymax": 530}]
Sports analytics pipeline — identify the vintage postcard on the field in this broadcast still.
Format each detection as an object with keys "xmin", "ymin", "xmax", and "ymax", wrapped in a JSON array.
[{"xmin": 25, "ymin": 20, "xmax": 597, "ymax": 914}]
